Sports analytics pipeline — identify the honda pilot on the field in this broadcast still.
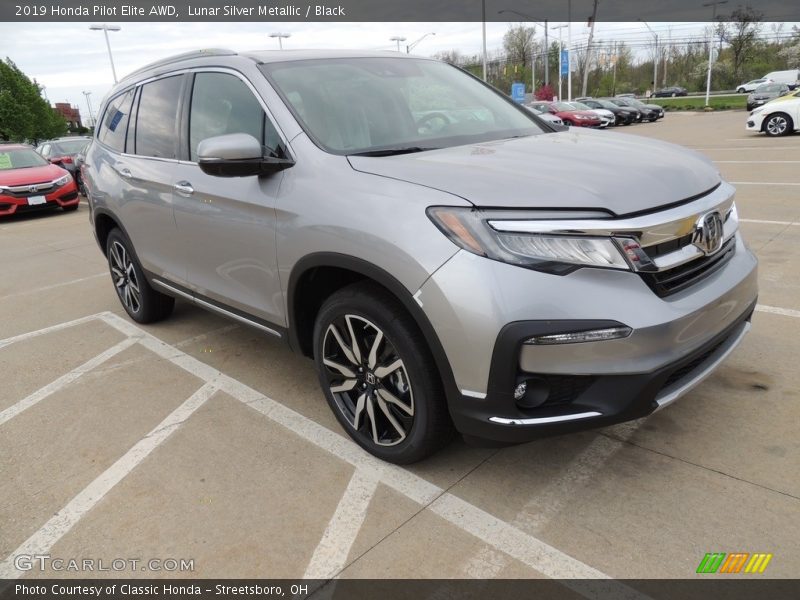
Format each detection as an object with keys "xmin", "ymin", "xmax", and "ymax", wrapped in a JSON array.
[{"xmin": 84, "ymin": 49, "xmax": 758, "ymax": 463}]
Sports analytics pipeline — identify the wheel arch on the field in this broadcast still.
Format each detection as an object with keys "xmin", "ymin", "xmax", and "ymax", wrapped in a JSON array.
[
  {"xmin": 287, "ymin": 253, "xmax": 460, "ymax": 405},
  {"xmin": 93, "ymin": 207, "xmax": 135, "ymax": 257}
]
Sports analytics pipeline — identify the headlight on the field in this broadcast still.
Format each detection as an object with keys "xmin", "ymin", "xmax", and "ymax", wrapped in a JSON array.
[
  {"xmin": 54, "ymin": 174, "xmax": 71, "ymax": 187},
  {"xmin": 427, "ymin": 207, "xmax": 630, "ymax": 275}
]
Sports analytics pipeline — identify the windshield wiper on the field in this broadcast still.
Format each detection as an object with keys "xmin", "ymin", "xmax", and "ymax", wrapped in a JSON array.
[{"xmin": 349, "ymin": 146, "xmax": 439, "ymax": 157}]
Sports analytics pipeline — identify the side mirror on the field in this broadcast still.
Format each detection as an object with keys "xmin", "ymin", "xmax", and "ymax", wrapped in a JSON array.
[{"xmin": 197, "ymin": 133, "xmax": 294, "ymax": 178}]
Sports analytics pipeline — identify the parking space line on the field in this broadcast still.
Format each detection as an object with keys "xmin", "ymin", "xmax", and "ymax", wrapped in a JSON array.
[
  {"xmin": 95, "ymin": 311, "xmax": 645, "ymax": 596},
  {"xmin": 0, "ymin": 314, "xmax": 101, "ymax": 351},
  {"xmin": 0, "ymin": 338, "xmax": 137, "ymax": 427},
  {"xmin": 756, "ymin": 304, "xmax": 800, "ymax": 319},
  {"xmin": 303, "ymin": 470, "xmax": 379, "ymax": 579},
  {"xmin": 0, "ymin": 272, "xmax": 107, "ymax": 302},
  {"xmin": 740, "ymin": 219, "xmax": 799, "ymax": 226},
  {"xmin": 0, "ymin": 382, "xmax": 218, "ymax": 579},
  {"xmin": 715, "ymin": 160, "xmax": 800, "ymax": 164}
]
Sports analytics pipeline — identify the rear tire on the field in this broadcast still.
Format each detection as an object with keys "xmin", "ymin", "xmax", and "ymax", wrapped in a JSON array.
[
  {"xmin": 763, "ymin": 113, "xmax": 793, "ymax": 137},
  {"xmin": 313, "ymin": 282, "xmax": 454, "ymax": 464},
  {"xmin": 106, "ymin": 228, "xmax": 174, "ymax": 323}
]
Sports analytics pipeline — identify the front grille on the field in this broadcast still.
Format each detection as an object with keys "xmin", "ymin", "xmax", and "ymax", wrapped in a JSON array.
[
  {"xmin": 647, "ymin": 233, "xmax": 694, "ymax": 259},
  {"xmin": 640, "ymin": 237, "xmax": 736, "ymax": 297},
  {"xmin": 3, "ymin": 182, "xmax": 55, "ymax": 198},
  {"xmin": 542, "ymin": 375, "xmax": 597, "ymax": 407}
]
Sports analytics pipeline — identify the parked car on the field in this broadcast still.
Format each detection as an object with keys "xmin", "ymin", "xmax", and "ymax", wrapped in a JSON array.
[
  {"xmin": 528, "ymin": 101, "xmax": 602, "ymax": 127},
  {"xmin": 524, "ymin": 105, "xmax": 565, "ymax": 127},
  {"xmin": 604, "ymin": 97, "xmax": 658, "ymax": 122},
  {"xmin": 747, "ymin": 91, "xmax": 800, "ymax": 137},
  {"xmin": 747, "ymin": 83, "xmax": 791, "ymax": 111},
  {"xmin": 762, "ymin": 70, "xmax": 800, "ymax": 90},
  {"xmin": 0, "ymin": 143, "xmax": 78, "ymax": 216},
  {"xmin": 653, "ymin": 86, "xmax": 688, "ymax": 97},
  {"xmin": 85, "ymin": 49, "xmax": 758, "ymax": 463},
  {"xmin": 737, "ymin": 78, "xmax": 771, "ymax": 93},
  {"xmin": 625, "ymin": 97, "xmax": 666, "ymax": 120},
  {"xmin": 36, "ymin": 136, "xmax": 91, "ymax": 194},
  {"xmin": 563, "ymin": 101, "xmax": 615, "ymax": 127},
  {"xmin": 577, "ymin": 98, "xmax": 637, "ymax": 125}
]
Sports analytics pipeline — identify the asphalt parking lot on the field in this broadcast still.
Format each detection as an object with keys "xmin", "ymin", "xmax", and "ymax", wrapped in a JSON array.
[{"xmin": 1, "ymin": 110, "xmax": 798, "ymax": 589}]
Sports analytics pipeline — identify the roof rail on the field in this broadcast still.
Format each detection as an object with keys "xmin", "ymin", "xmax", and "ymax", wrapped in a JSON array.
[{"xmin": 121, "ymin": 48, "xmax": 237, "ymax": 82}]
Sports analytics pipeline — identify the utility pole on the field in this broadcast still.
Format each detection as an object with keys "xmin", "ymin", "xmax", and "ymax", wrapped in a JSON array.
[
  {"xmin": 703, "ymin": 0, "xmax": 728, "ymax": 106},
  {"xmin": 581, "ymin": 0, "xmax": 599, "ymax": 98},
  {"xmin": 82, "ymin": 91, "xmax": 94, "ymax": 128},
  {"xmin": 552, "ymin": 24, "xmax": 567, "ymax": 100},
  {"xmin": 640, "ymin": 20, "xmax": 658, "ymax": 97},
  {"xmin": 612, "ymin": 41, "xmax": 618, "ymax": 96},
  {"xmin": 567, "ymin": 0, "xmax": 572, "ymax": 100},
  {"xmin": 482, "ymin": 0, "xmax": 487, "ymax": 81}
]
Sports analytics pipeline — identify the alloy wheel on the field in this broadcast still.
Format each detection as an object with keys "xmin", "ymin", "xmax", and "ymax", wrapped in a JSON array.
[
  {"xmin": 766, "ymin": 116, "xmax": 788, "ymax": 136},
  {"xmin": 109, "ymin": 240, "xmax": 142, "ymax": 314},
  {"xmin": 322, "ymin": 314, "xmax": 414, "ymax": 446}
]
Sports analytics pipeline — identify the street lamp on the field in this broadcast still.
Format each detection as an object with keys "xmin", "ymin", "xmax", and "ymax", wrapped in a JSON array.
[
  {"xmin": 498, "ymin": 9, "xmax": 549, "ymax": 88},
  {"xmin": 639, "ymin": 20, "xmax": 658, "ymax": 98},
  {"xmin": 703, "ymin": 0, "xmax": 728, "ymax": 106},
  {"xmin": 82, "ymin": 91, "xmax": 94, "ymax": 128},
  {"xmin": 406, "ymin": 32, "xmax": 435, "ymax": 53},
  {"xmin": 269, "ymin": 32, "xmax": 291, "ymax": 49},
  {"xmin": 551, "ymin": 24, "xmax": 568, "ymax": 100},
  {"xmin": 389, "ymin": 36, "xmax": 407, "ymax": 52},
  {"xmin": 89, "ymin": 24, "xmax": 121, "ymax": 83}
]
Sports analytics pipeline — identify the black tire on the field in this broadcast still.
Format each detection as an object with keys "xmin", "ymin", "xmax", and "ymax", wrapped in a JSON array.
[
  {"xmin": 313, "ymin": 282, "xmax": 454, "ymax": 464},
  {"xmin": 737, "ymin": 88, "xmax": 745, "ymax": 94},
  {"xmin": 671, "ymin": 92, "xmax": 677, "ymax": 97},
  {"xmin": 105, "ymin": 228, "xmax": 174, "ymax": 323},
  {"xmin": 763, "ymin": 113, "xmax": 794, "ymax": 137},
  {"xmin": 62, "ymin": 204, "xmax": 78, "ymax": 212}
]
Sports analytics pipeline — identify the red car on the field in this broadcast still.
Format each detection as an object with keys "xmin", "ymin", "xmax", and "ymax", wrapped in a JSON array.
[
  {"xmin": 0, "ymin": 144, "xmax": 79, "ymax": 216},
  {"xmin": 528, "ymin": 101, "xmax": 602, "ymax": 128}
]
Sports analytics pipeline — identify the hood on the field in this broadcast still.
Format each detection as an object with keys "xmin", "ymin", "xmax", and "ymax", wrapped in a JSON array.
[
  {"xmin": 0, "ymin": 163, "xmax": 67, "ymax": 186},
  {"xmin": 348, "ymin": 130, "xmax": 720, "ymax": 216}
]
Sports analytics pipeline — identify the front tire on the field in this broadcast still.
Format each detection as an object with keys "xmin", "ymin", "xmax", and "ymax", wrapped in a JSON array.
[
  {"xmin": 106, "ymin": 228, "xmax": 174, "ymax": 323},
  {"xmin": 763, "ymin": 113, "xmax": 793, "ymax": 137},
  {"xmin": 313, "ymin": 282, "xmax": 453, "ymax": 464}
]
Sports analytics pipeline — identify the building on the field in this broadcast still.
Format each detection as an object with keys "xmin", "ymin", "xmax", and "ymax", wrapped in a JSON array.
[{"xmin": 53, "ymin": 103, "xmax": 82, "ymax": 129}]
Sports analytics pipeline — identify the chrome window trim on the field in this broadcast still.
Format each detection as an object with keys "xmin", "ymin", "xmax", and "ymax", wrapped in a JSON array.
[{"xmin": 97, "ymin": 66, "xmax": 294, "ymax": 164}]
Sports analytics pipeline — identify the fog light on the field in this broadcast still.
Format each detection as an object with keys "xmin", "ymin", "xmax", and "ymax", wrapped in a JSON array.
[
  {"xmin": 514, "ymin": 382, "xmax": 527, "ymax": 400},
  {"xmin": 524, "ymin": 326, "xmax": 632, "ymax": 345}
]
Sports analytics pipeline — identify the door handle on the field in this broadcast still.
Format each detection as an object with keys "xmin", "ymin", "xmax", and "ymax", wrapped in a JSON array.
[
  {"xmin": 174, "ymin": 182, "xmax": 194, "ymax": 196},
  {"xmin": 118, "ymin": 167, "xmax": 132, "ymax": 179}
]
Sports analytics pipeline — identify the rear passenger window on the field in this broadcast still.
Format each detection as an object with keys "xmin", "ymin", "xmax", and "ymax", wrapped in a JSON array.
[
  {"xmin": 98, "ymin": 89, "xmax": 135, "ymax": 152},
  {"xmin": 135, "ymin": 76, "xmax": 183, "ymax": 159},
  {"xmin": 189, "ymin": 72, "xmax": 285, "ymax": 162}
]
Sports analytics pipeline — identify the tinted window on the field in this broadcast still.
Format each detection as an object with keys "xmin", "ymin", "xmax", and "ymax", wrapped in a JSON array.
[
  {"xmin": 189, "ymin": 72, "xmax": 284, "ymax": 161},
  {"xmin": 51, "ymin": 140, "xmax": 89, "ymax": 154},
  {"xmin": 135, "ymin": 76, "xmax": 183, "ymax": 158},
  {"xmin": 98, "ymin": 89, "xmax": 135, "ymax": 152}
]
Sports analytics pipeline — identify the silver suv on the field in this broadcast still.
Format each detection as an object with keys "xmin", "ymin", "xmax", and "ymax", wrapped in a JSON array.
[{"xmin": 84, "ymin": 49, "xmax": 758, "ymax": 463}]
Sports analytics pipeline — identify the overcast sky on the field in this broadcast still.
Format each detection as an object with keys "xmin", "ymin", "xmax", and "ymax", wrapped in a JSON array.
[{"xmin": 1, "ymin": 20, "xmax": 795, "ymax": 125}]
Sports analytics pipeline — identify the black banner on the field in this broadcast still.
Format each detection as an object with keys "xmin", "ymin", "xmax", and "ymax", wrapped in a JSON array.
[{"xmin": 2, "ymin": 0, "xmax": 799, "ymax": 23}]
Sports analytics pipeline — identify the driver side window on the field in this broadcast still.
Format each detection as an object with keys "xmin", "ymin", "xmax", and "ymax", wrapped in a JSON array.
[{"xmin": 189, "ymin": 72, "xmax": 286, "ymax": 162}]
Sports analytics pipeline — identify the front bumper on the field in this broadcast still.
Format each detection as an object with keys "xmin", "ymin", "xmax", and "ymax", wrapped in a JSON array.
[
  {"xmin": 419, "ymin": 230, "xmax": 758, "ymax": 444},
  {"xmin": 0, "ymin": 181, "xmax": 79, "ymax": 216},
  {"xmin": 746, "ymin": 112, "xmax": 765, "ymax": 132}
]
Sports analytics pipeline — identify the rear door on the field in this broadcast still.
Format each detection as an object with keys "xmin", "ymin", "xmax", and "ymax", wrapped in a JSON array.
[
  {"xmin": 172, "ymin": 70, "xmax": 289, "ymax": 327},
  {"xmin": 118, "ymin": 74, "xmax": 186, "ymax": 282}
]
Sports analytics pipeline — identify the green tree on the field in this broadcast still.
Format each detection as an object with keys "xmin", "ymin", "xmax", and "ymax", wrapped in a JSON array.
[{"xmin": 0, "ymin": 58, "xmax": 66, "ymax": 142}]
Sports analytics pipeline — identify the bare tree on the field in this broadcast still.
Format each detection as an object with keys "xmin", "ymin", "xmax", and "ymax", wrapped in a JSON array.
[
  {"xmin": 719, "ymin": 7, "xmax": 763, "ymax": 80},
  {"xmin": 503, "ymin": 24, "xmax": 536, "ymax": 67}
]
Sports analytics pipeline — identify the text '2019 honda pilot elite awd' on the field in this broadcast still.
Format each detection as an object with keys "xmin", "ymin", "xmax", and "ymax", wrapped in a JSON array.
[{"xmin": 84, "ymin": 50, "xmax": 758, "ymax": 463}]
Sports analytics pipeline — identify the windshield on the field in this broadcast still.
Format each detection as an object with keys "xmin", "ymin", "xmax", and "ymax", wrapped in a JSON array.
[
  {"xmin": 0, "ymin": 148, "xmax": 49, "ymax": 170},
  {"xmin": 568, "ymin": 102, "xmax": 591, "ymax": 110},
  {"xmin": 552, "ymin": 102, "xmax": 580, "ymax": 111},
  {"xmin": 51, "ymin": 140, "xmax": 89, "ymax": 154},
  {"xmin": 597, "ymin": 100, "xmax": 620, "ymax": 110},
  {"xmin": 260, "ymin": 57, "xmax": 544, "ymax": 155}
]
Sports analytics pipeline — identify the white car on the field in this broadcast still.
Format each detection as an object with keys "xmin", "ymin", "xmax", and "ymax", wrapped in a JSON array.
[
  {"xmin": 746, "ymin": 92, "xmax": 800, "ymax": 137},
  {"xmin": 737, "ymin": 78, "xmax": 771, "ymax": 93},
  {"xmin": 566, "ymin": 101, "xmax": 615, "ymax": 127},
  {"xmin": 525, "ymin": 105, "xmax": 564, "ymax": 127}
]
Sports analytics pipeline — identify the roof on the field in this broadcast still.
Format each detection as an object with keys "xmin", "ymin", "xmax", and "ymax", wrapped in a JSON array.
[
  {"xmin": 242, "ymin": 49, "xmax": 418, "ymax": 63},
  {"xmin": 0, "ymin": 143, "xmax": 31, "ymax": 150}
]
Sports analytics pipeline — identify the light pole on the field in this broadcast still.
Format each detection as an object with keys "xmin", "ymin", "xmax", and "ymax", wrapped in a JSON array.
[
  {"xmin": 639, "ymin": 20, "xmax": 658, "ymax": 97},
  {"xmin": 703, "ymin": 0, "xmax": 728, "ymax": 106},
  {"xmin": 389, "ymin": 36, "xmax": 407, "ymax": 52},
  {"xmin": 89, "ymin": 24, "xmax": 121, "ymax": 84},
  {"xmin": 552, "ymin": 24, "xmax": 567, "ymax": 100},
  {"xmin": 82, "ymin": 91, "xmax": 94, "ymax": 128},
  {"xmin": 269, "ymin": 32, "xmax": 291, "ymax": 49},
  {"xmin": 498, "ymin": 9, "xmax": 549, "ymax": 87},
  {"xmin": 567, "ymin": 0, "xmax": 572, "ymax": 100},
  {"xmin": 482, "ymin": 0, "xmax": 487, "ymax": 81},
  {"xmin": 406, "ymin": 32, "xmax": 435, "ymax": 53}
]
